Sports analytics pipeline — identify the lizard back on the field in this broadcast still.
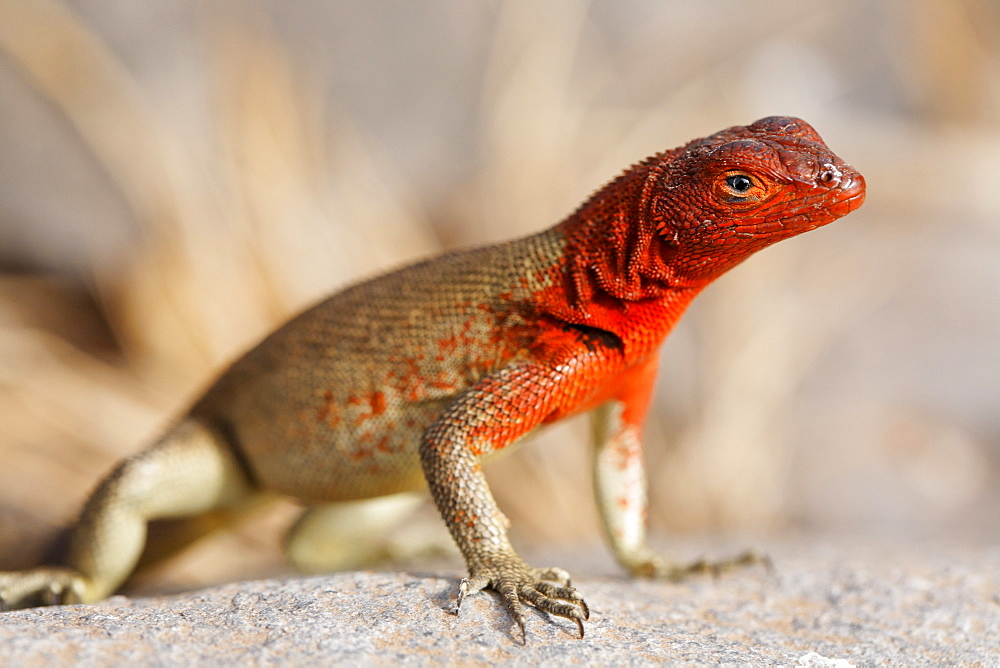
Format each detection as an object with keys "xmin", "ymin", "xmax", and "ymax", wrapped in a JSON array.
[{"xmin": 194, "ymin": 229, "xmax": 568, "ymax": 501}]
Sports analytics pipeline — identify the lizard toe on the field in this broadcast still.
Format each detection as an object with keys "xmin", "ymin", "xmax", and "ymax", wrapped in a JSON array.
[
  {"xmin": 532, "ymin": 580, "xmax": 589, "ymax": 619},
  {"xmin": 496, "ymin": 584, "xmax": 529, "ymax": 643},
  {"xmin": 41, "ymin": 581, "xmax": 68, "ymax": 607},
  {"xmin": 520, "ymin": 584, "xmax": 588, "ymax": 638},
  {"xmin": 0, "ymin": 568, "xmax": 87, "ymax": 611},
  {"xmin": 456, "ymin": 574, "xmax": 490, "ymax": 612},
  {"xmin": 658, "ymin": 548, "xmax": 772, "ymax": 581},
  {"xmin": 457, "ymin": 572, "xmax": 529, "ymax": 642}
]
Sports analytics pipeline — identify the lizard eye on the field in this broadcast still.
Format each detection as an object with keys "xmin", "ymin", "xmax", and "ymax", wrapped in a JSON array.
[
  {"xmin": 715, "ymin": 170, "xmax": 767, "ymax": 204},
  {"xmin": 725, "ymin": 174, "xmax": 754, "ymax": 193}
]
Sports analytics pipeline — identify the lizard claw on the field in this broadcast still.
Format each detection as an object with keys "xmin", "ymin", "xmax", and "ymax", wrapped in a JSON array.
[
  {"xmin": 456, "ymin": 557, "xmax": 589, "ymax": 641},
  {"xmin": 456, "ymin": 574, "xmax": 490, "ymax": 613},
  {"xmin": 520, "ymin": 581, "xmax": 588, "ymax": 638}
]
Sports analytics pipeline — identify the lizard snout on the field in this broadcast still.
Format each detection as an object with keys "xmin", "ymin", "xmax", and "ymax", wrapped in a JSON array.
[{"xmin": 829, "ymin": 170, "xmax": 866, "ymax": 214}]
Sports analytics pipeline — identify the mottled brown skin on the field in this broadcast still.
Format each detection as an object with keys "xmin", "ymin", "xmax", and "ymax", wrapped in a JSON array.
[{"xmin": 0, "ymin": 117, "xmax": 865, "ymax": 640}]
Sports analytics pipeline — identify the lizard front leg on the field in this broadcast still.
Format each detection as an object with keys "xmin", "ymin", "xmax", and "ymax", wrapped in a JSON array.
[
  {"xmin": 419, "ymin": 357, "xmax": 609, "ymax": 640},
  {"xmin": 591, "ymin": 356, "xmax": 767, "ymax": 579}
]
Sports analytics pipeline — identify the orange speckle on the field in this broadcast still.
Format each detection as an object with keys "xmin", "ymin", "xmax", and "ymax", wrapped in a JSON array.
[
  {"xmin": 370, "ymin": 391, "xmax": 387, "ymax": 416},
  {"xmin": 316, "ymin": 389, "xmax": 342, "ymax": 428}
]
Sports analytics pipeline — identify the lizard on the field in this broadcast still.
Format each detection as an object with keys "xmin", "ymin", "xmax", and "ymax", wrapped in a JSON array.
[{"xmin": 0, "ymin": 116, "xmax": 865, "ymax": 640}]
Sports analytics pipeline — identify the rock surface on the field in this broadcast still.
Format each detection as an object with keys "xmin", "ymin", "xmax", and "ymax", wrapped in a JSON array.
[{"xmin": 1, "ymin": 538, "xmax": 997, "ymax": 665}]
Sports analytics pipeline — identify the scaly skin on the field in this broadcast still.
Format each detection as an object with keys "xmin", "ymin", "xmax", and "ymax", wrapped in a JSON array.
[{"xmin": 0, "ymin": 117, "xmax": 864, "ymax": 640}]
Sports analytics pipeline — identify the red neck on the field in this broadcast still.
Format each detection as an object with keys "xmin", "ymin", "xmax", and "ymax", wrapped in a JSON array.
[{"xmin": 532, "ymin": 155, "xmax": 706, "ymax": 357}]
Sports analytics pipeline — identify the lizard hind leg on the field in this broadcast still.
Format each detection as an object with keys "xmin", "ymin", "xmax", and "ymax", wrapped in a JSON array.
[
  {"xmin": 0, "ymin": 418, "xmax": 255, "ymax": 610},
  {"xmin": 283, "ymin": 492, "xmax": 427, "ymax": 573}
]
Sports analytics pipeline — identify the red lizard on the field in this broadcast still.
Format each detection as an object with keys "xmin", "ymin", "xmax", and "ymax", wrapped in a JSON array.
[{"xmin": 0, "ymin": 116, "xmax": 865, "ymax": 641}]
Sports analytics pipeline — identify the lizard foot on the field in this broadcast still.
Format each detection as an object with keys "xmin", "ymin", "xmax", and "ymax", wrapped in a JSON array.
[
  {"xmin": 0, "ymin": 568, "xmax": 88, "ymax": 611},
  {"xmin": 624, "ymin": 547, "xmax": 772, "ymax": 581},
  {"xmin": 457, "ymin": 555, "xmax": 589, "ymax": 642}
]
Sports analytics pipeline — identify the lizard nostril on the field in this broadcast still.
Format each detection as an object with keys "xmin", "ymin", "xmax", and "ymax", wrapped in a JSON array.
[{"xmin": 819, "ymin": 169, "xmax": 839, "ymax": 186}]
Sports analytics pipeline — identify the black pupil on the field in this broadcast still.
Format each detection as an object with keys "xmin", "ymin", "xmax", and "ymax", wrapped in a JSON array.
[{"xmin": 727, "ymin": 175, "xmax": 753, "ymax": 192}]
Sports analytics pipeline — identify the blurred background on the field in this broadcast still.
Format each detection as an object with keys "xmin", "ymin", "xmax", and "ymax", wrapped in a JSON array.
[{"xmin": 0, "ymin": 0, "xmax": 998, "ymax": 591}]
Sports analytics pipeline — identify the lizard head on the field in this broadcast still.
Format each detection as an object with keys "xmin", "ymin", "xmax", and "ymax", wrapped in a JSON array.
[{"xmin": 651, "ymin": 116, "xmax": 866, "ymax": 279}]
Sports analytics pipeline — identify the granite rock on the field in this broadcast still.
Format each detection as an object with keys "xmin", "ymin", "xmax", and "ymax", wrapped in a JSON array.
[{"xmin": 1, "ymin": 539, "xmax": 997, "ymax": 665}]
